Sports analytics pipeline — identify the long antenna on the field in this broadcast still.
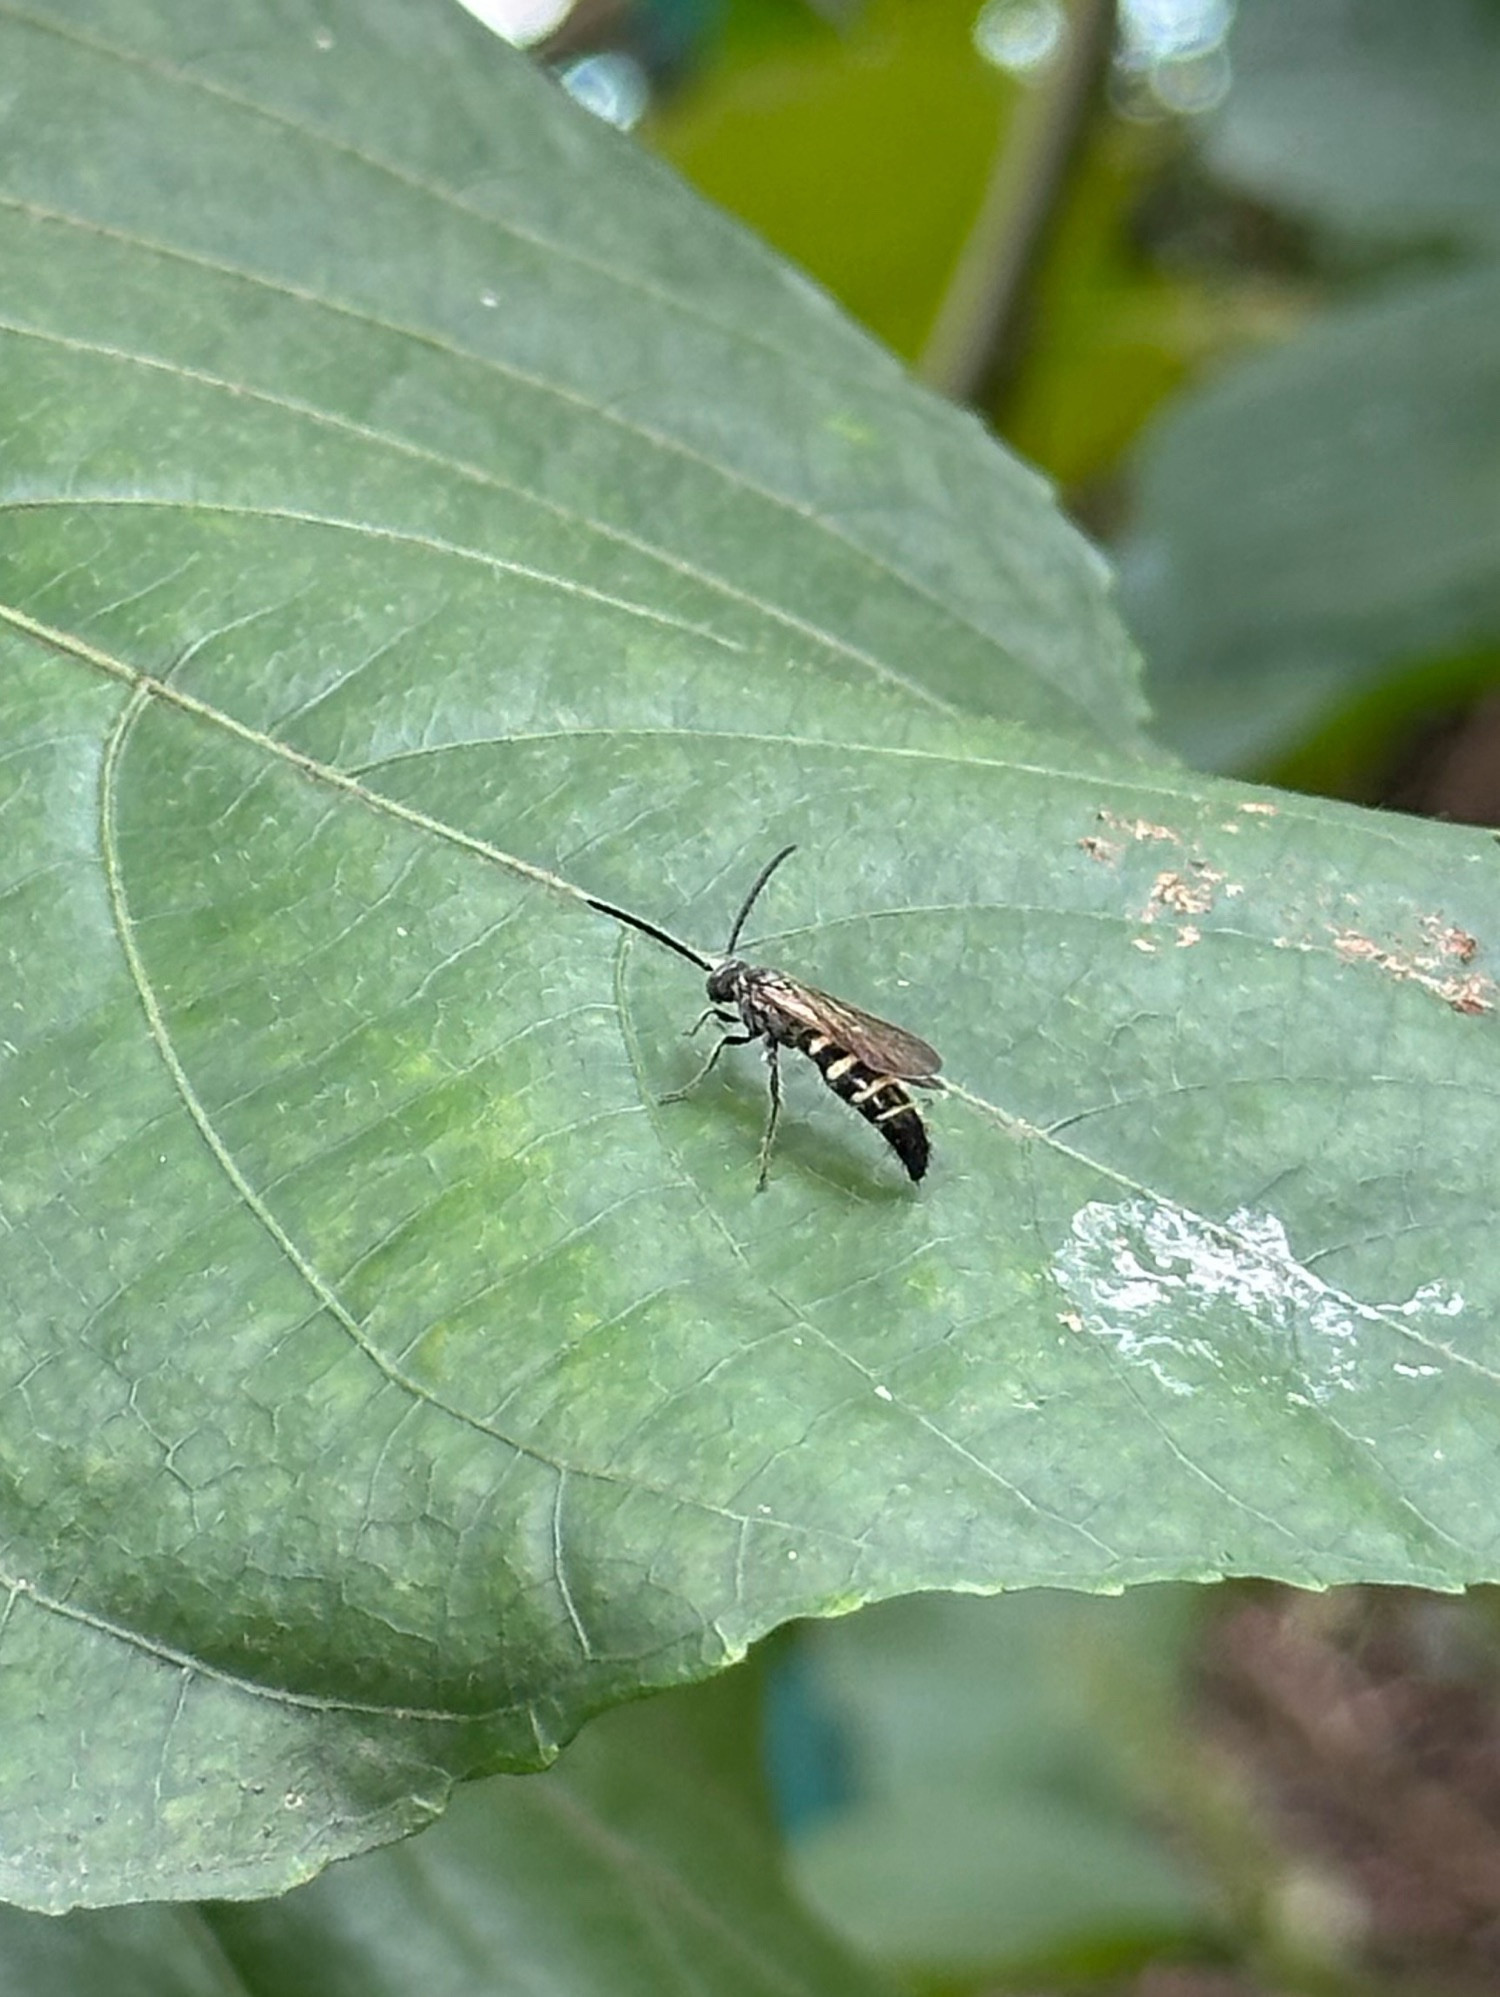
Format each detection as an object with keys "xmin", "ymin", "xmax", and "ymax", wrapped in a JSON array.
[
  {"xmin": 584, "ymin": 845, "xmax": 799, "ymax": 970},
  {"xmin": 725, "ymin": 844, "xmax": 797, "ymax": 953},
  {"xmin": 583, "ymin": 893, "xmax": 713, "ymax": 970}
]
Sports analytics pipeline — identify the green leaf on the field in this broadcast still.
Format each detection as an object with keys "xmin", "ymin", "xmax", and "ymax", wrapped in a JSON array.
[
  {"xmin": 5, "ymin": 0, "xmax": 1500, "ymax": 1917},
  {"xmin": 1120, "ymin": 265, "xmax": 1500, "ymax": 769},
  {"xmin": 0, "ymin": 0, "xmax": 1144, "ymax": 754},
  {"xmin": 1208, "ymin": 0, "xmax": 1500, "ymax": 251}
]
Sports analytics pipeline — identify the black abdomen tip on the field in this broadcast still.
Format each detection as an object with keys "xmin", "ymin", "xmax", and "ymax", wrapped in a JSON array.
[{"xmin": 809, "ymin": 1039, "xmax": 931, "ymax": 1182}]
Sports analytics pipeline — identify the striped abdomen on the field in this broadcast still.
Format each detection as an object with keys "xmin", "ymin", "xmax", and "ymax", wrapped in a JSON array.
[{"xmin": 796, "ymin": 1029, "xmax": 931, "ymax": 1181}]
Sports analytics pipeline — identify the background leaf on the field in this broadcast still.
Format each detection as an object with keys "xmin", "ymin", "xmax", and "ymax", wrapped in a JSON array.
[
  {"xmin": 1206, "ymin": 0, "xmax": 1500, "ymax": 251},
  {"xmin": 0, "ymin": 1901, "xmax": 244, "ymax": 1997},
  {"xmin": 207, "ymin": 1666, "xmax": 890, "ymax": 1997},
  {"xmin": 1119, "ymin": 264, "xmax": 1500, "ymax": 770},
  {"xmin": 7, "ymin": 0, "xmax": 1500, "ymax": 1917},
  {"xmin": 784, "ymin": 1590, "xmax": 1213, "ymax": 1979}
]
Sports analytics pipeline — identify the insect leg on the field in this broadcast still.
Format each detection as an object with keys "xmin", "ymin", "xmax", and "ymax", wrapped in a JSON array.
[
  {"xmin": 684, "ymin": 1005, "xmax": 738, "ymax": 1038},
  {"xmin": 660, "ymin": 1031, "xmax": 755, "ymax": 1102},
  {"xmin": 755, "ymin": 1041, "xmax": 783, "ymax": 1192}
]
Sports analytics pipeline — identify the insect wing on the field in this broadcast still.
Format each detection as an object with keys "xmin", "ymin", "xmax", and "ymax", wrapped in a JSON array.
[{"xmin": 770, "ymin": 978, "xmax": 941, "ymax": 1079}]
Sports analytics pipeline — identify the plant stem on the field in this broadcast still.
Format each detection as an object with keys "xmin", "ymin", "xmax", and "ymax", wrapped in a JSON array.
[{"xmin": 918, "ymin": 0, "xmax": 1118, "ymax": 414}]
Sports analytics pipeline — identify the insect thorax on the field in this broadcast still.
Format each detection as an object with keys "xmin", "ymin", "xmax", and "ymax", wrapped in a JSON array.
[
  {"xmin": 707, "ymin": 960, "xmax": 792, "ymax": 1041},
  {"xmin": 705, "ymin": 959, "xmax": 745, "ymax": 1006}
]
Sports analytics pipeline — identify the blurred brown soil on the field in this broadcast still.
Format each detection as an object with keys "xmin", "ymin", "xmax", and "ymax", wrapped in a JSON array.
[{"xmin": 1161, "ymin": 1589, "xmax": 1500, "ymax": 1997}]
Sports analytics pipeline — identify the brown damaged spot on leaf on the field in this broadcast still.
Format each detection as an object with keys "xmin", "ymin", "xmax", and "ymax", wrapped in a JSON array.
[
  {"xmin": 1419, "ymin": 915, "xmax": 1478, "ymax": 964},
  {"xmin": 1331, "ymin": 923, "xmax": 1494, "ymax": 1016},
  {"xmin": 1088, "ymin": 811, "xmax": 1244, "ymax": 945},
  {"xmin": 1448, "ymin": 979, "xmax": 1492, "ymax": 1016},
  {"xmin": 1078, "ymin": 834, "xmax": 1120, "ymax": 864},
  {"xmin": 1097, "ymin": 808, "xmax": 1180, "ymax": 844},
  {"xmin": 1148, "ymin": 869, "xmax": 1217, "ymax": 918},
  {"xmin": 1141, "ymin": 864, "xmax": 1234, "ymax": 945}
]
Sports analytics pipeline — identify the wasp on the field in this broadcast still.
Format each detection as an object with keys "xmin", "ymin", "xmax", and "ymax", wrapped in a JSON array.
[{"xmin": 587, "ymin": 846, "xmax": 941, "ymax": 1187}]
